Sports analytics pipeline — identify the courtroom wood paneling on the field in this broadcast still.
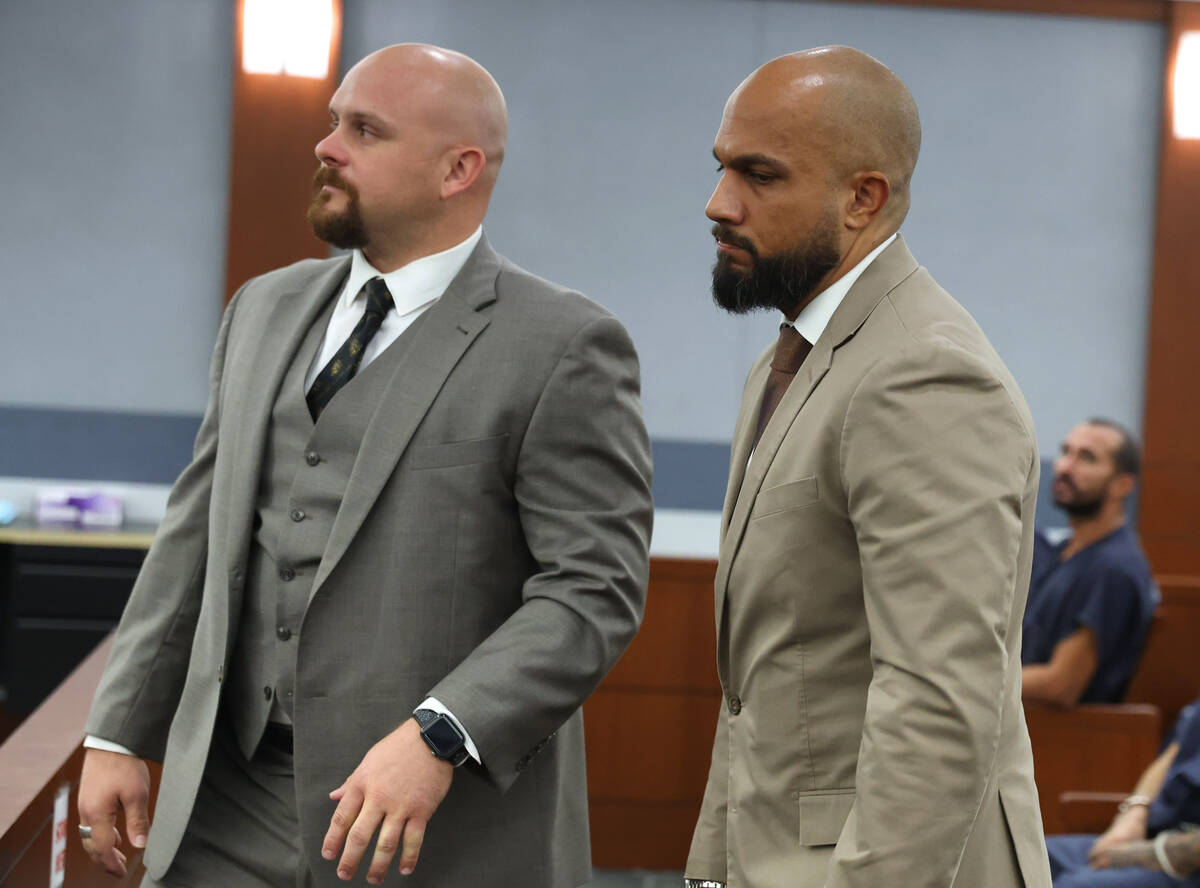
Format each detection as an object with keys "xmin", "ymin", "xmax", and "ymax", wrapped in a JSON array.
[
  {"xmin": 1126, "ymin": 576, "xmax": 1200, "ymax": 730},
  {"xmin": 1026, "ymin": 703, "xmax": 1162, "ymax": 835},
  {"xmin": 585, "ymin": 557, "xmax": 720, "ymax": 868},
  {"xmin": 224, "ymin": 0, "xmax": 342, "ymax": 303},
  {"xmin": 1140, "ymin": 1, "xmax": 1200, "ymax": 575}
]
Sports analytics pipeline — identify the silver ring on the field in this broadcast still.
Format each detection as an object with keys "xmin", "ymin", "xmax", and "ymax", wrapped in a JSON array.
[{"xmin": 78, "ymin": 824, "xmax": 93, "ymax": 840}]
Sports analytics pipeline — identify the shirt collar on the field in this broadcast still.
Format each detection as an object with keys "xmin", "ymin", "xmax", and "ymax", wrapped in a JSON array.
[
  {"xmin": 342, "ymin": 226, "xmax": 484, "ymax": 317},
  {"xmin": 787, "ymin": 232, "xmax": 898, "ymax": 344}
]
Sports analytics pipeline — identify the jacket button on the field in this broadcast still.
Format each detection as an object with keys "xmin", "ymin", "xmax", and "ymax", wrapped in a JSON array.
[
  {"xmin": 276, "ymin": 626, "xmax": 292, "ymax": 641},
  {"xmin": 728, "ymin": 694, "xmax": 742, "ymax": 715},
  {"xmin": 279, "ymin": 566, "xmax": 295, "ymax": 581},
  {"xmin": 263, "ymin": 686, "xmax": 273, "ymax": 701},
  {"xmin": 290, "ymin": 508, "xmax": 305, "ymax": 522},
  {"xmin": 305, "ymin": 451, "xmax": 320, "ymax": 466}
]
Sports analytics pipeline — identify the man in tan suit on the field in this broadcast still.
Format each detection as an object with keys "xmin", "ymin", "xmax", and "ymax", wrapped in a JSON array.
[
  {"xmin": 76, "ymin": 45, "xmax": 652, "ymax": 887},
  {"xmin": 686, "ymin": 47, "xmax": 1052, "ymax": 888}
]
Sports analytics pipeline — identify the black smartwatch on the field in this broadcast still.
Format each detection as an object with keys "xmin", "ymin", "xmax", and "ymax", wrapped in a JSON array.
[{"xmin": 414, "ymin": 709, "xmax": 470, "ymax": 766}]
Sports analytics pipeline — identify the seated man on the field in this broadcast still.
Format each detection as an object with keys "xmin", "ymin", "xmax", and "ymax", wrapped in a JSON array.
[
  {"xmin": 1047, "ymin": 697, "xmax": 1200, "ymax": 886},
  {"xmin": 1022, "ymin": 419, "xmax": 1157, "ymax": 706}
]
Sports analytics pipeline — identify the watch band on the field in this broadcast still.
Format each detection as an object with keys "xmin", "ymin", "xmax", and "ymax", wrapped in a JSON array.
[{"xmin": 684, "ymin": 880, "xmax": 726, "ymax": 888}]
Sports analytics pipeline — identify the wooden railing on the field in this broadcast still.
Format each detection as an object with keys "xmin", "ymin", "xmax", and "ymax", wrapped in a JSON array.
[{"xmin": 0, "ymin": 634, "xmax": 157, "ymax": 887}]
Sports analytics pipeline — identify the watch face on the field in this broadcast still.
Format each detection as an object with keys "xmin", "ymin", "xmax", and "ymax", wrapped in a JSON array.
[{"xmin": 423, "ymin": 716, "xmax": 465, "ymax": 758}]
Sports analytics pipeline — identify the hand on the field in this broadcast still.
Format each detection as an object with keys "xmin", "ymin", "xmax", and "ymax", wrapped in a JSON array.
[
  {"xmin": 77, "ymin": 749, "xmax": 152, "ymax": 877},
  {"xmin": 323, "ymin": 718, "xmax": 453, "ymax": 883},
  {"xmin": 1089, "ymin": 813, "xmax": 1148, "ymax": 870}
]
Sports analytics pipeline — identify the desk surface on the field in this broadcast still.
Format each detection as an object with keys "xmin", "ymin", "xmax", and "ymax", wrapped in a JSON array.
[{"xmin": 0, "ymin": 518, "xmax": 157, "ymax": 550}]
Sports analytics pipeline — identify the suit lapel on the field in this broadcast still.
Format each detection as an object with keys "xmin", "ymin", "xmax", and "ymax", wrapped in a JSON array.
[
  {"xmin": 713, "ymin": 236, "xmax": 920, "ymax": 628},
  {"xmin": 223, "ymin": 258, "xmax": 350, "ymax": 574},
  {"xmin": 310, "ymin": 237, "xmax": 501, "ymax": 599}
]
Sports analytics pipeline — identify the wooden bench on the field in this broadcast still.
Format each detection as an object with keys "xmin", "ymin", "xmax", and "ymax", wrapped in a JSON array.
[{"xmin": 1027, "ymin": 575, "xmax": 1200, "ymax": 835}]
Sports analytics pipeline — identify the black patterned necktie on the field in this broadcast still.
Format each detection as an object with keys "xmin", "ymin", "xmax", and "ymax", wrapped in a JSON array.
[
  {"xmin": 306, "ymin": 276, "xmax": 394, "ymax": 420},
  {"xmin": 752, "ymin": 323, "xmax": 813, "ymax": 449}
]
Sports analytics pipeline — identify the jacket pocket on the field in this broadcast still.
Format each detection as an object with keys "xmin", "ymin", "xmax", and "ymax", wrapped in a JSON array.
[
  {"xmin": 798, "ymin": 787, "xmax": 855, "ymax": 847},
  {"xmin": 751, "ymin": 476, "xmax": 820, "ymax": 520},
  {"xmin": 410, "ymin": 434, "xmax": 509, "ymax": 470}
]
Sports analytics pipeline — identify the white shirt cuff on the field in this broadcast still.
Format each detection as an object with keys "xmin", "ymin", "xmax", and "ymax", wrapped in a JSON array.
[
  {"xmin": 417, "ymin": 697, "xmax": 481, "ymax": 764},
  {"xmin": 84, "ymin": 735, "xmax": 138, "ymax": 757}
]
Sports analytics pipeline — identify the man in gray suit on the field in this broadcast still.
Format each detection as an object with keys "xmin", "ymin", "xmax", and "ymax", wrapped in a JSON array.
[{"xmin": 77, "ymin": 44, "xmax": 653, "ymax": 887}]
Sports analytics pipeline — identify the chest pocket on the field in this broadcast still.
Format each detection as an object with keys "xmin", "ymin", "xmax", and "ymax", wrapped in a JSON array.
[
  {"xmin": 751, "ymin": 476, "xmax": 819, "ymax": 520},
  {"xmin": 410, "ymin": 434, "xmax": 509, "ymax": 470}
]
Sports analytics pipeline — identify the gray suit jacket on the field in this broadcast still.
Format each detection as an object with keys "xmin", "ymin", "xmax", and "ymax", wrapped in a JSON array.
[
  {"xmin": 86, "ymin": 236, "xmax": 654, "ymax": 886},
  {"xmin": 686, "ymin": 237, "xmax": 1052, "ymax": 888}
]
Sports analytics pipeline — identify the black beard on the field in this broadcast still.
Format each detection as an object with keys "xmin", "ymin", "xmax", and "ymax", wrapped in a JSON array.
[
  {"xmin": 1054, "ymin": 483, "xmax": 1105, "ymax": 519},
  {"xmin": 711, "ymin": 222, "xmax": 841, "ymax": 316},
  {"xmin": 308, "ymin": 167, "xmax": 369, "ymax": 250}
]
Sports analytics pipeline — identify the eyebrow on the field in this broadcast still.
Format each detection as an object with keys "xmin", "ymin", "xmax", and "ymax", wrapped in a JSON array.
[
  {"xmin": 713, "ymin": 149, "xmax": 787, "ymax": 174},
  {"xmin": 330, "ymin": 108, "xmax": 389, "ymax": 129}
]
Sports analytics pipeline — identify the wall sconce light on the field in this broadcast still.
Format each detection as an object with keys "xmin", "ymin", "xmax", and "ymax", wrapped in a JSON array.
[
  {"xmin": 242, "ymin": 0, "xmax": 334, "ymax": 79},
  {"xmin": 1175, "ymin": 31, "xmax": 1200, "ymax": 139}
]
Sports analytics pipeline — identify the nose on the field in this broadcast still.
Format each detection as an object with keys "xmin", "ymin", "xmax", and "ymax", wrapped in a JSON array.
[
  {"xmin": 315, "ymin": 126, "xmax": 344, "ymax": 166},
  {"xmin": 1054, "ymin": 452, "xmax": 1072, "ymax": 476},
  {"xmin": 706, "ymin": 174, "xmax": 743, "ymax": 226}
]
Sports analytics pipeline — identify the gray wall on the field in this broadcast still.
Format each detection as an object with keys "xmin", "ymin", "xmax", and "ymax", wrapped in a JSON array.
[
  {"xmin": 0, "ymin": 0, "xmax": 232, "ymax": 414},
  {"xmin": 343, "ymin": 0, "xmax": 1163, "ymax": 454},
  {"xmin": 0, "ymin": 0, "xmax": 1164, "ymax": 511}
]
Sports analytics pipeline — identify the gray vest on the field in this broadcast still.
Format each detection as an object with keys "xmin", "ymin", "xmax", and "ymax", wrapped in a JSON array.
[{"xmin": 226, "ymin": 296, "xmax": 427, "ymax": 759}]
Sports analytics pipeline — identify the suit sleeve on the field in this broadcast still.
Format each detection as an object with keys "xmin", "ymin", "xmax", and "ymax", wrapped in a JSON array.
[
  {"xmin": 427, "ymin": 313, "xmax": 654, "ymax": 790},
  {"xmin": 84, "ymin": 289, "xmax": 242, "ymax": 761},
  {"xmin": 686, "ymin": 700, "xmax": 730, "ymax": 881},
  {"xmin": 826, "ymin": 343, "xmax": 1035, "ymax": 888}
]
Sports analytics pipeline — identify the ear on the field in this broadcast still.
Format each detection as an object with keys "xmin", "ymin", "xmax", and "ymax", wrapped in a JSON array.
[
  {"xmin": 843, "ymin": 171, "xmax": 890, "ymax": 231},
  {"xmin": 1110, "ymin": 472, "xmax": 1136, "ymax": 500},
  {"xmin": 441, "ymin": 146, "xmax": 487, "ymax": 200}
]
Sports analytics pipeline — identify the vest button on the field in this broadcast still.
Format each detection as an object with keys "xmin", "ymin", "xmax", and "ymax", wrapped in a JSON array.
[
  {"xmin": 263, "ymin": 686, "xmax": 272, "ymax": 701},
  {"xmin": 290, "ymin": 509, "xmax": 306, "ymax": 522},
  {"xmin": 728, "ymin": 694, "xmax": 742, "ymax": 715},
  {"xmin": 279, "ymin": 567, "xmax": 295, "ymax": 582},
  {"xmin": 305, "ymin": 451, "xmax": 320, "ymax": 466},
  {"xmin": 276, "ymin": 626, "xmax": 292, "ymax": 641}
]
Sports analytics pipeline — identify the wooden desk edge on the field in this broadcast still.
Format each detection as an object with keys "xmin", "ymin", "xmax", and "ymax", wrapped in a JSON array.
[{"xmin": 0, "ymin": 633, "xmax": 115, "ymax": 834}]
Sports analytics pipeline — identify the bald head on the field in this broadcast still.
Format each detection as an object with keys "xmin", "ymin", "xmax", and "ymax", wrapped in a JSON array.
[
  {"xmin": 312, "ymin": 44, "xmax": 509, "ymax": 269},
  {"xmin": 347, "ymin": 43, "xmax": 508, "ymax": 173},
  {"xmin": 731, "ymin": 46, "xmax": 921, "ymax": 224}
]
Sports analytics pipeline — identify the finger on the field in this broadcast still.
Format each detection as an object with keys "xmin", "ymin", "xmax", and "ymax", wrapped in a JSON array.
[
  {"xmin": 398, "ymin": 818, "xmax": 427, "ymax": 876},
  {"xmin": 322, "ymin": 786, "xmax": 363, "ymax": 862},
  {"xmin": 329, "ymin": 785, "xmax": 346, "ymax": 802},
  {"xmin": 120, "ymin": 785, "xmax": 152, "ymax": 849},
  {"xmin": 81, "ymin": 831, "xmax": 128, "ymax": 878},
  {"xmin": 337, "ymin": 801, "xmax": 384, "ymax": 881},
  {"xmin": 365, "ymin": 818, "xmax": 404, "ymax": 885}
]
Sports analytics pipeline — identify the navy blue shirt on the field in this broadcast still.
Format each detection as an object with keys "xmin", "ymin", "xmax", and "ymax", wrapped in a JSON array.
[
  {"xmin": 1021, "ymin": 524, "xmax": 1157, "ymax": 703},
  {"xmin": 1149, "ymin": 698, "xmax": 1200, "ymax": 833}
]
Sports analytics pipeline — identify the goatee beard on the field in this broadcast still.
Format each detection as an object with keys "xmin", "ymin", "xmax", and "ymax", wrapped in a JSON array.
[
  {"xmin": 711, "ymin": 220, "xmax": 841, "ymax": 316},
  {"xmin": 308, "ymin": 166, "xmax": 369, "ymax": 249}
]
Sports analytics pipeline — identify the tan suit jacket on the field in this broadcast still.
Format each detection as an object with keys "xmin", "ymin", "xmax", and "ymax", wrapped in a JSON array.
[
  {"xmin": 686, "ymin": 237, "xmax": 1052, "ymax": 888},
  {"xmin": 86, "ymin": 237, "xmax": 653, "ymax": 887}
]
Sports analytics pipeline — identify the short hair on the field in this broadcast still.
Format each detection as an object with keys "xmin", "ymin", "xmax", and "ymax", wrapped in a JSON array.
[{"xmin": 1086, "ymin": 417, "xmax": 1141, "ymax": 477}]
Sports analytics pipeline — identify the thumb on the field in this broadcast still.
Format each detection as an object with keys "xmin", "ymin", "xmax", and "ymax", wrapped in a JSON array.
[{"xmin": 120, "ymin": 789, "xmax": 151, "ymax": 849}]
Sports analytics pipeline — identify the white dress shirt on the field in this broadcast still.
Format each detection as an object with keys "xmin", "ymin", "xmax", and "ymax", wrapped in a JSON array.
[
  {"xmin": 86, "ymin": 226, "xmax": 485, "ymax": 764},
  {"xmin": 787, "ymin": 232, "xmax": 897, "ymax": 343}
]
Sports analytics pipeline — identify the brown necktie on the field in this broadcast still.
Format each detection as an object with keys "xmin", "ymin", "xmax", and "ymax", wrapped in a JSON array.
[{"xmin": 752, "ymin": 324, "xmax": 813, "ymax": 449}]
